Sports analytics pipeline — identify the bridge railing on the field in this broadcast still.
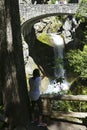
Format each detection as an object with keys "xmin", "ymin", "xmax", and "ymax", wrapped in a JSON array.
[{"xmin": 41, "ymin": 94, "xmax": 87, "ymax": 120}]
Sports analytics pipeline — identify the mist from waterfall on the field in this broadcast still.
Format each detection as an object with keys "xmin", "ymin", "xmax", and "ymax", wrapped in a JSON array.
[{"xmin": 45, "ymin": 33, "xmax": 70, "ymax": 94}]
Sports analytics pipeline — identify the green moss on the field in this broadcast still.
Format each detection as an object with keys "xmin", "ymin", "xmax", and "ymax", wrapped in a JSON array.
[{"xmin": 37, "ymin": 33, "xmax": 54, "ymax": 46}]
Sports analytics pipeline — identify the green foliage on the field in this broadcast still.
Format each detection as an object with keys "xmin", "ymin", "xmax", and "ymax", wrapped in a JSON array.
[
  {"xmin": 51, "ymin": 0, "xmax": 69, "ymax": 4},
  {"xmin": 65, "ymin": 19, "xmax": 87, "ymax": 79},
  {"xmin": 51, "ymin": 100, "xmax": 71, "ymax": 112},
  {"xmin": 82, "ymin": 25, "xmax": 87, "ymax": 46},
  {"xmin": 51, "ymin": 99, "xmax": 87, "ymax": 112},
  {"xmin": 66, "ymin": 45, "xmax": 87, "ymax": 79},
  {"xmin": 76, "ymin": 0, "xmax": 87, "ymax": 19},
  {"xmin": 51, "ymin": 0, "xmax": 56, "ymax": 4}
]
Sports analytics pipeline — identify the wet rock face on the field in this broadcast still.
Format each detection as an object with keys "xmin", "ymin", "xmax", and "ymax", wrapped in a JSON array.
[
  {"xmin": 23, "ymin": 25, "xmax": 56, "ymax": 78},
  {"xmin": 25, "ymin": 34, "xmax": 55, "ymax": 78}
]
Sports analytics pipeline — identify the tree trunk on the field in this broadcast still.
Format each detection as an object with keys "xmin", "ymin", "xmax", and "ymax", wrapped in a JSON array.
[{"xmin": 0, "ymin": 0, "xmax": 30, "ymax": 129}]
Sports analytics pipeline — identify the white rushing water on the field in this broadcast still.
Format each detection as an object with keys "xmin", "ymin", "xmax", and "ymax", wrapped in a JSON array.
[{"xmin": 45, "ymin": 34, "xmax": 70, "ymax": 94}]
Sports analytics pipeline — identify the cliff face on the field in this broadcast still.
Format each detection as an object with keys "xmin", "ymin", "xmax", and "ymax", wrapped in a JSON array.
[
  {"xmin": 25, "ymin": 27, "xmax": 55, "ymax": 78},
  {"xmin": 23, "ymin": 16, "xmax": 81, "ymax": 79}
]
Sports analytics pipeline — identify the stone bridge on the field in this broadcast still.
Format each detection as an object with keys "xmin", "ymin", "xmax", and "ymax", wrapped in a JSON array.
[{"xmin": 19, "ymin": 4, "xmax": 78, "ymax": 37}]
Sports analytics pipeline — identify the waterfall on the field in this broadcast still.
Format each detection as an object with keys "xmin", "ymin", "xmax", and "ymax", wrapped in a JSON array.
[
  {"xmin": 51, "ymin": 33, "xmax": 65, "ymax": 78},
  {"xmin": 45, "ymin": 34, "xmax": 70, "ymax": 94}
]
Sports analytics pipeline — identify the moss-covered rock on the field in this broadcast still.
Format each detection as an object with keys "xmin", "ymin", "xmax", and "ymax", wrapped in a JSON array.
[{"xmin": 37, "ymin": 33, "xmax": 55, "ymax": 47}]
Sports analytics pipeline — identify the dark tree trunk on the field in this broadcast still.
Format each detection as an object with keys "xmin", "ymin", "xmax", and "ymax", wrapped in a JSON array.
[{"xmin": 0, "ymin": 0, "xmax": 30, "ymax": 129}]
